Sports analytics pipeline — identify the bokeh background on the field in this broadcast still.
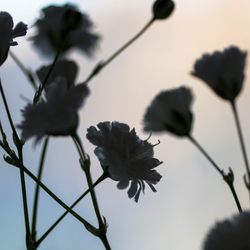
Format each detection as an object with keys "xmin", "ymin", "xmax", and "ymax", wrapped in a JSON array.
[{"xmin": 1, "ymin": 0, "xmax": 250, "ymax": 249}]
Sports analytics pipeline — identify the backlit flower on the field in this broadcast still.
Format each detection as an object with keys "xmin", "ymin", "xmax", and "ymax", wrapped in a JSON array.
[
  {"xmin": 203, "ymin": 211, "xmax": 250, "ymax": 250},
  {"xmin": 192, "ymin": 46, "xmax": 247, "ymax": 102},
  {"xmin": 18, "ymin": 78, "xmax": 89, "ymax": 143},
  {"xmin": 31, "ymin": 4, "xmax": 100, "ymax": 58},
  {"xmin": 143, "ymin": 86, "xmax": 193, "ymax": 136},
  {"xmin": 0, "ymin": 11, "xmax": 27, "ymax": 66},
  {"xmin": 86, "ymin": 121, "xmax": 162, "ymax": 202},
  {"xmin": 152, "ymin": 0, "xmax": 175, "ymax": 20}
]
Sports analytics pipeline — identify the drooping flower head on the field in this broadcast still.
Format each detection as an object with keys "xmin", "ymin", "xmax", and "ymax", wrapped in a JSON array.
[
  {"xmin": 30, "ymin": 4, "xmax": 100, "ymax": 58},
  {"xmin": 152, "ymin": 0, "xmax": 175, "ymax": 20},
  {"xmin": 18, "ymin": 61, "xmax": 89, "ymax": 143},
  {"xmin": 203, "ymin": 211, "xmax": 250, "ymax": 250},
  {"xmin": 143, "ymin": 86, "xmax": 193, "ymax": 137},
  {"xmin": 192, "ymin": 46, "xmax": 247, "ymax": 102},
  {"xmin": 86, "ymin": 121, "xmax": 162, "ymax": 202},
  {"xmin": 0, "ymin": 11, "xmax": 27, "ymax": 66}
]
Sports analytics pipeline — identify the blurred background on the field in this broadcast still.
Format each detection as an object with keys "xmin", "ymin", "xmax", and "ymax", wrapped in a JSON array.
[{"xmin": 1, "ymin": 0, "xmax": 250, "ymax": 249}]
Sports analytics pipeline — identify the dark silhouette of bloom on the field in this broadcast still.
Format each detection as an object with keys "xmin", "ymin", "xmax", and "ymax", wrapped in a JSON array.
[
  {"xmin": 152, "ymin": 0, "xmax": 175, "ymax": 20},
  {"xmin": 0, "ymin": 11, "xmax": 27, "ymax": 66},
  {"xmin": 31, "ymin": 4, "xmax": 100, "ymax": 58},
  {"xmin": 18, "ymin": 74, "xmax": 89, "ymax": 143},
  {"xmin": 192, "ymin": 46, "xmax": 247, "ymax": 102},
  {"xmin": 86, "ymin": 121, "xmax": 162, "ymax": 202},
  {"xmin": 203, "ymin": 211, "xmax": 250, "ymax": 250},
  {"xmin": 143, "ymin": 86, "xmax": 193, "ymax": 136}
]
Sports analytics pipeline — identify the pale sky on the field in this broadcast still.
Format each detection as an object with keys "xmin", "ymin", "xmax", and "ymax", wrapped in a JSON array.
[{"xmin": 1, "ymin": 1, "xmax": 250, "ymax": 249}]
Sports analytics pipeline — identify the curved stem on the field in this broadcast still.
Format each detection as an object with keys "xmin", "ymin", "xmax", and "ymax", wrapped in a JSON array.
[
  {"xmin": 84, "ymin": 18, "xmax": 155, "ymax": 85},
  {"xmin": 36, "ymin": 173, "xmax": 108, "ymax": 246},
  {"xmin": 188, "ymin": 135, "xmax": 242, "ymax": 213},
  {"xmin": 31, "ymin": 137, "xmax": 49, "ymax": 241}
]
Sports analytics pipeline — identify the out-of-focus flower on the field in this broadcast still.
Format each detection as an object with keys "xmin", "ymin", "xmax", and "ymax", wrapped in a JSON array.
[
  {"xmin": 203, "ymin": 211, "xmax": 250, "ymax": 250},
  {"xmin": 86, "ymin": 121, "xmax": 162, "ymax": 202},
  {"xmin": 18, "ymin": 78, "xmax": 89, "ymax": 143},
  {"xmin": 0, "ymin": 11, "xmax": 27, "ymax": 66},
  {"xmin": 31, "ymin": 4, "xmax": 100, "ymax": 58},
  {"xmin": 143, "ymin": 86, "xmax": 193, "ymax": 137},
  {"xmin": 152, "ymin": 0, "xmax": 175, "ymax": 20},
  {"xmin": 36, "ymin": 60, "xmax": 78, "ymax": 89},
  {"xmin": 192, "ymin": 46, "xmax": 247, "ymax": 102}
]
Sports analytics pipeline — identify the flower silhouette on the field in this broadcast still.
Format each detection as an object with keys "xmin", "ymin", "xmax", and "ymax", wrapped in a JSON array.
[
  {"xmin": 0, "ymin": 11, "xmax": 27, "ymax": 66},
  {"xmin": 86, "ymin": 121, "xmax": 162, "ymax": 202},
  {"xmin": 152, "ymin": 0, "xmax": 175, "ymax": 20},
  {"xmin": 192, "ymin": 46, "xmax": 247, "ymax": 102},
  {"xmin": 18, "ymin": 78, "xmax": 89, "ymax": 143},
  {"xmin": 203, "ymin": 211, "xmax": 250, "ymax": 250},
  {"xmin": 143, "ymin": 86, "xmax": 193, "ymax": 136},
  {"xmin": 31, "ymin": 4, "xmax": 100, "ymax": 58}
]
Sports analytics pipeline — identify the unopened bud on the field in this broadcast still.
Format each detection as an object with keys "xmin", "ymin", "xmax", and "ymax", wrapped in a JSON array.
[{"xmin": 153, "ymin": 0, "xmax": 175, "ymax": 20}]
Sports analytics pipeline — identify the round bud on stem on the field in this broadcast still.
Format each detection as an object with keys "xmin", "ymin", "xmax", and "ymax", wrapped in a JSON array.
[{"xmin": 153, "ymin": 0, "xmax": 175, "ymax": 20}]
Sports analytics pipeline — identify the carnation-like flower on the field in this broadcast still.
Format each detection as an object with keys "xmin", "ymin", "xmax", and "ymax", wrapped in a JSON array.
[
  {"xmin": 86, "ymin": 121, "xmax": 162, "ymax": 202},
  {"xmin": 143, "ymin": 86, "xmax": 193, "ymax": 136},
  {"xmin": 0, "ymin": 11, "xmax": 27, "ymax": 66},
  {"xmin": 152, "ymin": 0, "xmax": 175, "ymax": 20},
  {"xmin": 18, "ymin": 78, "xmax": 89, "ymax": 143},
  {"xmin": 203, "ymin": 211, "xmax": 250, "ymax": 250},
  {"xmin": 30, "ymin": 4, "xmax": 100, "ymax": 58},
  {"xmin": 192, "ymin": 46, "xmax": 247, "ymax": 102}
]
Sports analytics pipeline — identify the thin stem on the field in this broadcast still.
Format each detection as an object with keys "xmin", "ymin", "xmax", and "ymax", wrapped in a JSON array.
[
  {"xmin": 31, "ymin": 137, "xmax": 49, "ymax": 241},
  {"xmin": 72, "ymin": 134, "xmax": 111, "ymax": 249},
  {"xmin": 0, "ymin": 78, "xmax": 32, "ymax": 243},
  {"xmin": 9, "ymin": 51, "xmax": 37, "ymax": 91},
  {"xmin": 84, "ymin": 18, "xmax": 155, "ymax": 85},
  {"xmin": 36, "ymin": 173, "xmax": 108, "ymax": 246},
  {"xmin": 188, "ymin": 134, "xmax": 242, "ymax": 213},
  {"xmin": 33, "ymin": 41, "xmax": 65, "ymax": 104},
  {"xmin": 231, "ymin": 101, "xmax": 250, "ymax": 188}
]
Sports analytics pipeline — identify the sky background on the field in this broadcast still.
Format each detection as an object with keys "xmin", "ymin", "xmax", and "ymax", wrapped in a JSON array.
[{"xmin": 1, "ymin": 0, "xmax": 250, "ymax": 249}]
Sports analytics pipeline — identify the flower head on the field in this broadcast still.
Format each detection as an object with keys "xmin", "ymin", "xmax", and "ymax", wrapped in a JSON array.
[
  {"xmin": 86, "ymin": 121, "xmax": 162, "ymax": 202},
  {"xmin": 203, "ymin": 211, "xmax": 250, "ymax": 250},
  {"xmin": 18, "ymin": 75, "xmax": 89, "ymax": 143},
  {"xmin": 31, "ymin": 4, "xmax": 100, "ymax": 58},
  {"xmin": 0, "ymin": 11, "xmax": 27, "ymax": 66},
  {"xmin": 192, "ymin": 46, "xmax": 247, "ymax": 102},
  {"xmin": 152, "ymin": 0, "xmax": 175, "ymax": 20},
  {"xmin": 143, "ymin": 86, "xmax": 193, "ymax": 136}
]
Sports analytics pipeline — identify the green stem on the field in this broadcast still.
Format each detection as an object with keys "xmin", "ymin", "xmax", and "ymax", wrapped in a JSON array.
[
  {"xmin": 84, "ymin": 18, "xmax": 155, "ymax": 85},
  {"xmin": 188, "ymin": 135, "xmax": 242, "ymax": 213},
  {"xmin": 231, "ymin": 101, "xmax": 250, "ymax": 191},
  {"xmin": 72, "ymin": 134, "xmax": 111, "ymax": 249},
  {"xmin": 36, "ymin": 173, "xmax": 108, "ymax": 246},
  {"xmin": 9, "ymin": 51, "xmax": 37, "ymax": 91},
  {"xmin": 31, "ymin": 137, "xmax": 49, "ymax": 241}
]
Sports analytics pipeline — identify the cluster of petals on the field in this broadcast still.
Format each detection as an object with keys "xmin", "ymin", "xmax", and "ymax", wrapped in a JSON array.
[
  {"xmin": 87, "ymin": 121, "xmax": 162, "ymax": 202},
  {"xmin": 0, "ymin": 11, "xmax": 27, "ymax": 66},
  {"xmin": 31, "ymin": 4, "xmax": 100, "ymax": 58},
  {"xmin": 192, "ymin": 46, "xmax": 247, "ymax": 102},
  {"xmin": 143, "ymin": 86, "xmax": 193, "ymax": 136},
  {"xmin": 203, "ymin": 211, "xmax": 250, "ymax": 250},
  {"xmin": 18, "ymin": 60, "xmax": 89, "ymax": 143}
]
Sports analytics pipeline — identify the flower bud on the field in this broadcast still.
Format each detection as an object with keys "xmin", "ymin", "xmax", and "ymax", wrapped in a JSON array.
[{"xmin": 152, "ymin": 0, "xmax": 175, "ymax": 20}]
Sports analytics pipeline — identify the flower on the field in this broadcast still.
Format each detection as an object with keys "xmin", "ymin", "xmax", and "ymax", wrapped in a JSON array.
[
  {"xmin": 192, "ymin": 46, "xmax": 247, "ymax": 102},
  {"xmin": 31, "ymin": 4, "xmax": 100, "ymax": 58},
  {"xmin": 36, "ymin": 60, "xmax": 78, "ymax": 89},
  {"xmin": 143, "ymin": 86, "xmax": 193, "ymax": 136},
  {"xmin": 0, "ymin": 11, "xmax": 27, "ymax": 66},
  {"xmin": 203, "ymin": 211, "xmax": 250, "ymax": 250},
  {"xmin": 152, "ymin": 0, "xmax": 175, "ymax": 20},
  {"xmin": 18, "ymin": 77, "xmax": 89, "ymax": 143},
  {"xmin": 86, "ymin": 121, "xmax": 162, "ymax": 202}
]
